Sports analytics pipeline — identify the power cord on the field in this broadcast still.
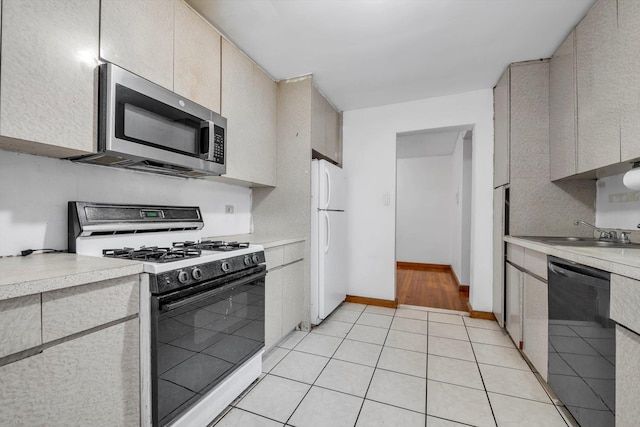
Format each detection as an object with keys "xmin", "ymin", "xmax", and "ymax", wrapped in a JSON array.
[{"xmin": 20, "ymin": 249, "xmax": 66, "ymax": 256}]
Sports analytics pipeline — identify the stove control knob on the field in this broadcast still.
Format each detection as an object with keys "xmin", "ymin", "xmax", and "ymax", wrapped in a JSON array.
[
  {"xmin": 191, "ymin": 267, "xmax": 203, "ymax": 280},
  {"xmin": 177, "ymin": 270, "xmax": 189, "ymax": 284},
  {"xmin": 221, "ymin": 261, "xmax": 231, "ymax": 272},
  {"xmin": 244, "ymin": 256, "xmax": 252, "ymax": 266},
  {"xmin": 252, "ymin": 254, "xmax": 260, "ymax": 264}
]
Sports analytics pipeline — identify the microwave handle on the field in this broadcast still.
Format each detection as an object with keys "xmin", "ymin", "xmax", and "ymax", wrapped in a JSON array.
[{"xmin": 200, "ymin": 120, "xmax": 214, "ymax": 160}]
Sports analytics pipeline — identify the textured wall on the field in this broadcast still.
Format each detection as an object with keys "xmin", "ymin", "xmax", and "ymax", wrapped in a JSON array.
[{"xmin": 508, "ymin": 61, "xmax": 596, "ymax": 237}]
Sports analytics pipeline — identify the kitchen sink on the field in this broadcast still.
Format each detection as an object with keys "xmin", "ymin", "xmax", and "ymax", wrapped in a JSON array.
[{"xmin": 516, "ymin": 236, "xmax": 640, "ymax": 249}]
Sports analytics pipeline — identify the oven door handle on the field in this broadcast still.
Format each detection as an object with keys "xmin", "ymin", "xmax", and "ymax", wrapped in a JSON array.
[{"xmin": 160, "ymin": 270, "xmax": 266, "ymax": 312}]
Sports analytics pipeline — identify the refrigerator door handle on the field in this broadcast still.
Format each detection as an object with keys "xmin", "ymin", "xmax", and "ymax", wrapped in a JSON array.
[
  {"xmin": 324, "ymin": 212, "xmax": 331, "ymax": 253},
  {"xmin": 324, "ymin": 168, "xmax": 331, "ymax": 209}
]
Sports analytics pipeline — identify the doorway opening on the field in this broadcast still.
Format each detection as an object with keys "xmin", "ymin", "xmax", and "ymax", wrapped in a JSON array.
[{"xmin": 395, "ymin": 126, "xmax": 473, "ymax": 311}]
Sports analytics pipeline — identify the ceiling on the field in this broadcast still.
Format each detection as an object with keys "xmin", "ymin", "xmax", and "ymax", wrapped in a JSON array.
[{"xmin": 187, "ymin": 0, "xmax": 595, "ymax": 111}]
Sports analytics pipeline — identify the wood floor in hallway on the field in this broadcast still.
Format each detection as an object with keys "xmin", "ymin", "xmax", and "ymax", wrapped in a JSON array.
[{"xmin": 396, "ymin": 264, "xmax": 469, "ymax": 312}]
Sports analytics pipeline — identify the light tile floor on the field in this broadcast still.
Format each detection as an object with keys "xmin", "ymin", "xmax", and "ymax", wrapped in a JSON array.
[{"xmin": 211, "ymin": 303, "xmax": 573, "ymax": 427}]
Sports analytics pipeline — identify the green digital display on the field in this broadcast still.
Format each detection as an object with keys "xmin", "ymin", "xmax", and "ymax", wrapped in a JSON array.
[{"xmin": 143, "ymin": 211, "xmax": 159, "ymax": 218}]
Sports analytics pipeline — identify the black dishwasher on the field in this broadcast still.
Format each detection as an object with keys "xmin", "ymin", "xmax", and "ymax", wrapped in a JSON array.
[{"xmin": 547, "ymin": 256, "xmax": 614, "ymax": 427}]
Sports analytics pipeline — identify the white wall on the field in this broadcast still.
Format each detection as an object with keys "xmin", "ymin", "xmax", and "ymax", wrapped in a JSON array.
[
  {"xmin": 0, "ymin": 150, "xmax": 252, "ymax": 256},
  {"xmin": 396, "ymin": 156, "xmax": 454, "ymax": 264},
  {"xmin": 343, "ymin": 89, "xmax": 494, "ymax": 310},
  {"xmin": 460, "ymin": 136, "xmax": 473, "ymax": 285},
  {"xmin": 596, "ymin": 172, "xmax": 640, "ymax": 230}
]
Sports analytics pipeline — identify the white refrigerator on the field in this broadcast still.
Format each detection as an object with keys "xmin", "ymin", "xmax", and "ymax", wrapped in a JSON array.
[{"xmin": 310, "ymin": 159, "xmax": 348, "ymax": 325}]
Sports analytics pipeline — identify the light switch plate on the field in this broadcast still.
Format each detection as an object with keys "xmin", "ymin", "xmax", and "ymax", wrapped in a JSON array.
[{"xmin": 225, "ymin": 205, "xmax": 234, "ymax": 214}]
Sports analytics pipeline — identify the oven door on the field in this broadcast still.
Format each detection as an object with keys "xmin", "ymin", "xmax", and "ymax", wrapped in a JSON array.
[{"xmin": 150, "ymin": 266, "xmax": 266, "ymax": 427}]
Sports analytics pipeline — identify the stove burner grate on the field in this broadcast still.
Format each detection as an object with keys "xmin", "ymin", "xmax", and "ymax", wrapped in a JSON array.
[
  {"xmin": 102, "ymin": 246, "xmax": 202, "ymax": 263},
  {"xmin": 172, "ymin": 240, "xmax": 250, "ymax": 252}
]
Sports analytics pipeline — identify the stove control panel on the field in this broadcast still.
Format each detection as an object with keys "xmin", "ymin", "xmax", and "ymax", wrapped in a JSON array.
[{"xmin": 152, "ymin": 251, "xmax": 266, "ymax": 294}]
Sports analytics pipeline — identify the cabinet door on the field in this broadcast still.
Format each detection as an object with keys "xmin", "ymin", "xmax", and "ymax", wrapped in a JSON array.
[
  {"xmin": 265, "ymin": 268, "xmax": 283, "ymax": 351},
  {"xmin": 549, "ymin": 31, "xmax": 577, "ymax": 180},
  {"xmin": 619, "ymin": 0, "xmax": 640, "ymax": 162},
  {"xmin": 492, "ymin": 186, "xmax": 505, "ymax": 327},
  {"xmin": 0, "ymin": 353, "xmax": 47, "ymax": 425},
  {"xmin": 325, "ymin": 104, "xmax": 340, "ymax": 162},
  {"xmin": 311, "ymin": 86, "xmax": 327, "ymax": 157},
  {"xmin": 100, "ymin": 0, "xmax": 174, "ymax": 90},
  {"xmin": 45, "ymin": 319, "xmax": 139, "ymax": 426},
  {"xmin": 505, "ymin": 263, "xmax": 523, "ymax": 348},
  {"xmin": 281, "ymin": 260, "xmax": 304, "ymax": 336},
  {"xmin": 576, "ymin": 0, "xmax": 620, "ymax": 173},
  {"xmin": 493, "ymin": 68, "xmax": 510, "ymax": 187},
  {"xmin": 253, "ymin": 66, "xmax": 278, "ymax": 186},
  {"xmin": 616, "ymin": 326, "xmax": 640, "ymax": 426},
  {"xmin": 220, "ymin": 39, "xmax": 277, "ymax": 186},
  {"xmin": 174, "ymin": 1, "xmax": 221, "ymax": 113},
  {"xmin": 0, "ymin": 0, "xmax": 99, "ymax": 157},
  {"xmin": 523, "ymin": 273, "xmax": 548, "ymax": 380}
]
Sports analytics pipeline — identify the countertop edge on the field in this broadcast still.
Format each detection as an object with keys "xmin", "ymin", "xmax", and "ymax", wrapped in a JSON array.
[
  {"xmin": 0, "ymin": 254, "xmax": 144, "ymax": 301},
  {"xmin": 505, "ymin": 236, "xmax": 640, "ymax": 281}
]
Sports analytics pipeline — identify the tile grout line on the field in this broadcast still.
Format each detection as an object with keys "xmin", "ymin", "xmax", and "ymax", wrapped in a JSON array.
[
  {"xmin": 352, "ymin": 304, "xmax": 395, "ymax": 427},
  {"xmin": 465, "ymin": 320, "xmax": 499, "ymax": 427},
  {"xmin": 282, "ymin": 303, "xmax": 366, "ymax": 426}
]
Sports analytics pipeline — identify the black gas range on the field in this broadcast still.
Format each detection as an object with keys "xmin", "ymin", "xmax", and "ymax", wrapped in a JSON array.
[{"xmin": 68, "ymin": 202, "xmax": 266, "ymax": 427}]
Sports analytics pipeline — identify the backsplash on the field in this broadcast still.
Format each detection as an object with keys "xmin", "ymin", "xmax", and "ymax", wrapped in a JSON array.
[
  {"xmin": 596, "ymin": 172, "xmax": 640, "ymax": 231},
  {"xmin": 0, "ymin": 150, "xmax": 252, "ymax": 256}
]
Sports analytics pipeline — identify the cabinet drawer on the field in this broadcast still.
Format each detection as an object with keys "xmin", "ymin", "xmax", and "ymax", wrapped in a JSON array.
[
  {"xmin": 264, "ymin": 246, "xmax": 284, "ymax": 270},
  {"xmin": 283, "ymin": 241, "xmax": 305, "ymax": 265},
  {"xmin": 0, "ymin": 294, "xmax": 41, "ymax": 358},
  {"xmin": 524, "ymin": 249, "xmax": 547, "ymax": 281},
  {"xmin": 42, "ymin": 275, "xmax": 139, "ymax": 343},
  {"xmin": 506, "ymin": 243, "xmax": 525, "ymax": 267}
]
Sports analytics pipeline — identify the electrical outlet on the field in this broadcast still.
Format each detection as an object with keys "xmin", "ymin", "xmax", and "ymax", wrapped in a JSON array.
[
  {"xmin": 225, "ymin": 205, "xmax": 234, "ymax": 214},
  {"xmin": 383, "ymin": 193, "xmax": 391, "ymax": 206}
]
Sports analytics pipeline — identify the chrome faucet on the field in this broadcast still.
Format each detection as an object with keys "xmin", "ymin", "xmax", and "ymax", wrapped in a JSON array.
[{"xmin": 574, "ymin": 220, "xmax": 616, "ymax": 240}]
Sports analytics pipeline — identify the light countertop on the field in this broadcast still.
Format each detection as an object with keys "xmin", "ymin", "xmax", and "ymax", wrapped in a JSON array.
[
  {"xmin": 0, "ymin": 253, "xmax": 143, "ymax": 301},
  {"xmin": 205, "ymin": 233, "xmax": 306, "ymax": 249},
  {"xmin": 505, "ymin": 236, "xmax": 640, "ymax": 280}
]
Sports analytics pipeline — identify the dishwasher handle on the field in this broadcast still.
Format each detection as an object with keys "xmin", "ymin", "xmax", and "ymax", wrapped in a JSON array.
[{"xmin": 548, "ymin": 260, "xmax": 610, "ymax": 290}]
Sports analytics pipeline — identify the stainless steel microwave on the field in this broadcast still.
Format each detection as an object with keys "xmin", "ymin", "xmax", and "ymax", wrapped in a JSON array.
[{"xmin": 72, "ymin": 63, "xmax": 226, "ymax": 178}]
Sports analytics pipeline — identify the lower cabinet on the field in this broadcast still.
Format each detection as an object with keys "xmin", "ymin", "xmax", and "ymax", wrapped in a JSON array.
[
  {"xmin": 281, "ymin": 260, "xmax": 304, "ymax": 336},
  {"xmin": 504, "ymin": 244, "xmax": 549, "ymax": 380},
  {"xmin": 263, "ymin": 240, "xmax": 306, "ymax": 351},
  {"xmin": 265, "ymin": 259, "xmax": 304, "ymax": 351},
  {"xmin": 616, "ymin": 325, "xmax": 640, "ymax": 426},
  {"xmin": 522, "ymin": 271, "xmax": 549, "ymax": 380},
  {"xmin": 0, "ymin": 275, "xmax": 140, "ymax": 426},
  {"xmin": 505, "ymin": 262, "xmax": 523, "ymax": 348}
]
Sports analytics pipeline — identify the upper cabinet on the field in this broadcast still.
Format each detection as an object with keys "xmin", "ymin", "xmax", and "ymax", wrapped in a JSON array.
[
  {"xmin": 174, "ymin": 1, "xmax": 221, "ymax": 113},
  {"xmin": 102, "ymin": 0, "xmax": 222, "ymax": 111},
  {"xmin": 100, "ymin": 0, "xmax": 174, "ymax": 90},
  {"xmin": 0, "ymin": 0, "xmax": 99, "ymax": 157},
  {"xmin": 575, "ymin": 0, "xmax": 620, "ymax": 174},
  {"xmin": 619, "ymin": 0, "xmax": 640, "ymax": 163},
  {"xmin": 493, "ymin": 67, "xmax": 510, "ymax": 188},
  {"xmin": 311, "ymin": 86, "xmax": 342, "ymax": 165},
  {"xmin": 220, "ymin": 39, "xmax": 277, "ymax": 187},
  {"xmin": 548, "ymin": 0, "xmax": 640, "ymax": 179},
  {"xmin": 549, "ymin": 31, "xmax": 577, "ymax": 180}
]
